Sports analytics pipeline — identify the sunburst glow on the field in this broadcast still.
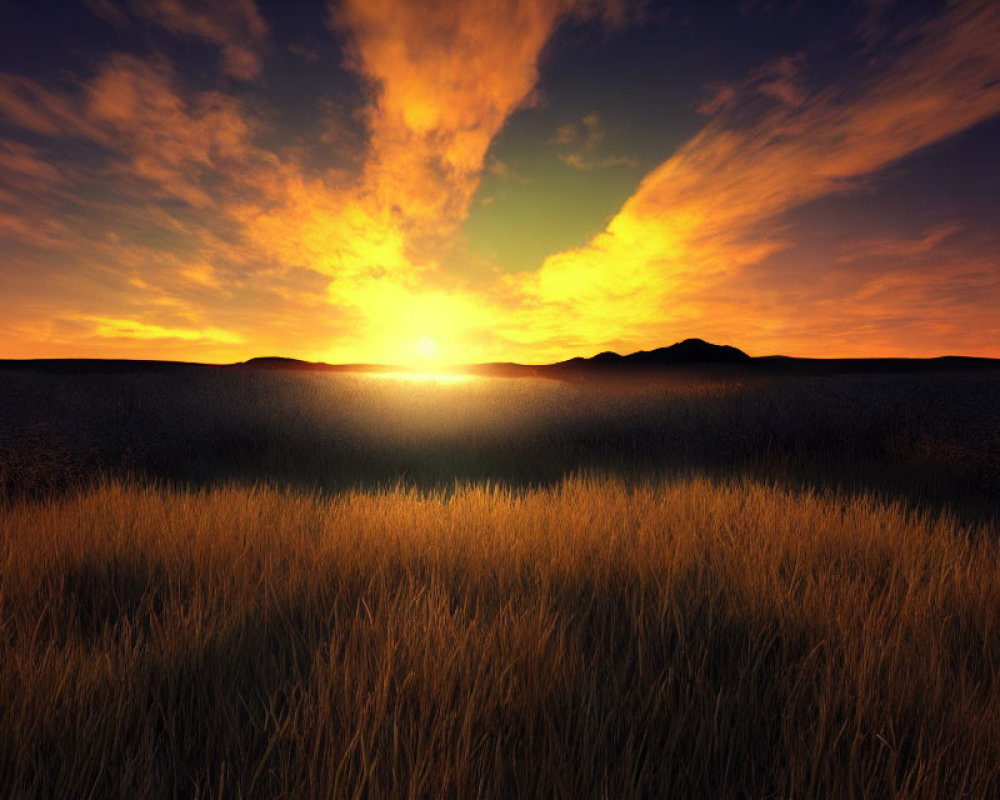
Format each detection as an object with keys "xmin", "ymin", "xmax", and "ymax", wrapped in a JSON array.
[
  {"xmin": 367, "ymin": 371, "xmax": 478, "ymax": 385},
  {"xmin": 415, "ymin": 337, "xmax": 437, "ymax": 360}
]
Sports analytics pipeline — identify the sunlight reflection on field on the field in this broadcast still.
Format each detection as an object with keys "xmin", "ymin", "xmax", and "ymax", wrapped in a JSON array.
[
  {"xmin": 364, "ymin": 371, "xmax": 482, "ymax": 385},
  {"xmin": 0, "ymin": 368, "xmax": 996, "ymax": 520}
]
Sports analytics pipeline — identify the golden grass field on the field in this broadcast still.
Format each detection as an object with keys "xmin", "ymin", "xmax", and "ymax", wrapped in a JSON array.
[
  {"xmin": 2, "ymin": 477, "xmax": 999, "ymax": 797},
  {"xmin": 1, "ymin": 370, "xmax": 999, "ymax": 796}
]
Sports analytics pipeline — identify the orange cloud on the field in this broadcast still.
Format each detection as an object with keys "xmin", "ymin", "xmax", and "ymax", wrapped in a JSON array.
[
  {"xmin": 1, "ymin": 55, "xmax": 266, "ymax": 209},
  {"xmin": 506, "ymin": 0, "xmax": 1000, "ymax": 358},
  {"xmin": 1, "ymin": 0, "xmax": 997, "ymax": 363},
  {"xmin": 85, "ymin": 55, "xmax": 265, "ymax": 205},
  {"xmin": 549, "ymin": 111, "xmax": 638, "ymax": 170},
  {"xmin": 0, "ymin": 74, "xmax": 99, "ymax": 139},
  {"xmin": 229, "ymin": 0, "xmax": 637, "ymax": 360},
  {"xmin": 335, "ymin": 0, "xmax": 602, "ymax": 237},
  {"xmin": 836, "ymin": 224, "xmax": 964, "ymax": 263},
  {"xmin": 88, "ymin": 0, "xmax": 270, "ymax": 80},
  {"xmin": 84, "ymin": 316, "xmax": 244, "ymax": 343},
  {"xmin": 5, "ymin": 0, "xmax": 649, "ymax": 363}
]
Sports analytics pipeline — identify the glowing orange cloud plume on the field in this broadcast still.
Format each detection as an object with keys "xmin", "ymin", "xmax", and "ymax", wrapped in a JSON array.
[
  {"xmin": 231, "ymin": 0, "xmax": 635, "ymax": 363},
  {"xmin": 334, "ymin": 0, "xmax": 635, "ymax": 231},
  {"xmin": 0, "ymin": 0, "xmax": 637, "ymax": 363}
]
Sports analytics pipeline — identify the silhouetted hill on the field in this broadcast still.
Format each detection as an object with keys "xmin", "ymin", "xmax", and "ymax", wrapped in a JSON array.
[
  {"xmin": 1, "ymin": 340, "xmax": 998, "ymax": 378},
  {"xmin": 239, "ymin": 358, "xmax": 415, "ymax": 374},
  {"xmin": 239, "ymin": 356, "xmax": 349, "ymax": 371},
  {"xmin": 0, "ymin": 358, "xmax": 211, "ymax": 375},
  {"xmin": 548, "ymin": 339, "xmax": 1000, "ymax": 378},
  {"xmin": 551, "ymin": 339, "xmax": 753, "ymax": 374},
  {"xmin": 242, "ymin": 356, "xmax": 314, "ymax": 369},
  {"xmin": 616, "ymin": 338, "xmax": 750, "ymax": 364}
]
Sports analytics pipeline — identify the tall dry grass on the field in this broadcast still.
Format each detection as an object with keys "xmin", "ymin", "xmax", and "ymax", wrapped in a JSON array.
[{"xmin": 2, "ymin": 476, "xmax": 998, "ymax": 797}]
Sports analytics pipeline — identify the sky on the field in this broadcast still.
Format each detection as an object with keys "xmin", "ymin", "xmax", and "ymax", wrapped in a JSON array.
[{"xmin": 0, "ymin": 0, "xmax": 998, "ymax": 364}]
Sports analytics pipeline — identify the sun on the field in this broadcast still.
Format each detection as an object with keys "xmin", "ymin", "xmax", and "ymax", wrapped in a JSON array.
[{"xmin": 415, "ymin": 336, "xmax": 437, "ymax": 360}]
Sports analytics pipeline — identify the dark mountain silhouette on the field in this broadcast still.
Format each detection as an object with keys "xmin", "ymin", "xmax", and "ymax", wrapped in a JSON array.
[
  {"xmin": 560, "ymin": 338, "xmax": 751, "ymax": 366},
  {"xmin": 240, "ymin": 356, "xmax": 358, "ymax": 371},
  {"xmin": 242, "ymin": 356, "xmax": 316, "ymax": 369},
  {"xmin": 629, "ymin": 339, "xmax": 751, "ymax": 363},
  {"xmin": 550, "ymin": 340, "xmax": 997, "ymax": 379},
  {"xmin": 1, "ymin": 339, "xmax": 998, "ymax": 377}
]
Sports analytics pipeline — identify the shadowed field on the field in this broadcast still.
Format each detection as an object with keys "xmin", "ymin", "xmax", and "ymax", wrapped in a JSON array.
[
  {"xmin": 1, "ymin": 369, "xmax": 998, "ymax": 519},
  {"xmin": 1, "ymin": 369, "xmax": 999, "ymax": 797},
  {"xmin": 3, "ymin": 478, "xmax": 999, "ymax": 797}
]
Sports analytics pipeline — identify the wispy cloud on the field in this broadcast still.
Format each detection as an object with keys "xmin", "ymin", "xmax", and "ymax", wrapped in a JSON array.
[
  {"xmin": 332, "ymin": 0, "xmax": 621, "ymax": 232},
  {"xmin": 0, "ymin": 74, "xmax": 98, "ymax": 138},
  {"xmin": 1, "ymin": 54, "xmax": 266, "ymax": 208},
  {"xmin": 1, "ymin": 0, "xmax": 635, "ymax": 362},
  {"xmin": 836, "ymin": 223, "xmax": 964, "ymax": 263},
  {"xmin": 0, "ymin": 0, "xmax": 996, "ymax": 362},
  {"xmin": 86, "ymin": 0, "xmax": 270, "ymax": 80},
  {"xmin": 227, "ymin": 0, "xmax": 637, "ymax": 357},
  {"xmin": 84, "ymin": 316, "xmax": 244, "ymax": 343},
  {"xmin": 697, "ymin": 54, "xmax": 806, "ymax": 116},
  {"xmin": 549, "ymin": 111, "xmax": 638, "ymax": 170},
  {"xmin": 509, "ymin": 0, "xmax": 1000, "ymax": 357}
]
